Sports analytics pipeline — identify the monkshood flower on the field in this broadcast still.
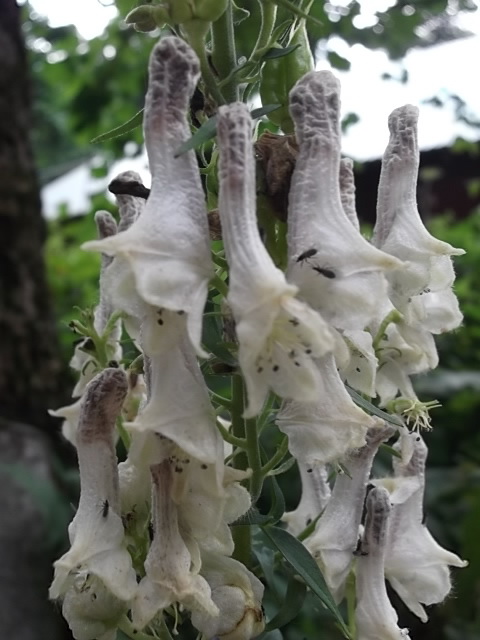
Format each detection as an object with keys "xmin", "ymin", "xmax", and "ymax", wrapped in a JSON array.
[
  {"xmin": 306, "ymin": 424, "xmax": 394, "ymax": 601},
  {"xmin": 372, "ymin": 104, "xmax": 464, "ymax": 313},
  {"xmin": 83, "ymin": 37, "xmax": 213, "ymax": 356},
  {"xmin": 50, "ymin": 369, "xmax": 137, "ymax": 639},
  {"xmin": 51, "ymin": 211, "xmax": 123, "ymax": 445},
  {"xmin": 216, "ymin": 101, "xmax": 333, "ymax": 417},
  {"xmin": 355, "ymin": 487, "xmax": 411, "ymax": 640},
  {"xmin": 131, "ymin": 327, "xmax": 221, "ymax": 465},
  {"xmin": 287, "ymin": 70, "xmax": 403, "ymax": 331},
  {"xmin": 132, "ymin": 460, "xmax": 218, "ymax": 630},
  {"xmin": 276, "ymin": 354, "xmax": 381, "ymax": 466},
  {"xmin": 283, "ymin": 462, "xmax": 331, "ymax": 537},
  {"xmin": 191, "ymin": 551, "xmax": 265, "ymax": 640},
  {"xmin": 376, "ymin": 433, "xmax": 467, "ymax": 622}
]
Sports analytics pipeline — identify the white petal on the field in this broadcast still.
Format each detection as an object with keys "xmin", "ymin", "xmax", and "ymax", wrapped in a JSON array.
[
  {"xmin": 355, "ymin": 488, "xmax": 411, "ymax": 640},
  {"xmin": 306, "ymin": 425, "xmax": 395, "ymax": 600},
  {"xmin": 276, "ymin": 354, "xmax": 378, "ymax": 466},
  {"xmin": 83, "ymin": 38, "xmax": 212, "ymax": 356},
  {"xmin": 283, "ymin": 462, "xmax": 331, "ymax": 537},
  {"xmin": 340, "ymin": 330, "xmax": 378, "ymax": 397},
  {"xmin": 216, "ymin": 102, "xmax": 333, "ymax": 416},
  {"xmin": 287, "ymin": 71, "xmax": 402, "ymax": 330}
]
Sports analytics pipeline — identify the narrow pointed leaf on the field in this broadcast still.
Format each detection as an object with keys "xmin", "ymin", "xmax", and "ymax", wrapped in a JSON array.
[
  {"xmin": 261, "ymin": 526, "xmax": 352, "ymax": 639},
  {"xmin": 265, "ymin": 575, "xmax": 307, "ymax": 631},
  {"xmin": 345, "ymin": 384, "xmax": 404, "ymax": 427},
  {"xmin": 175, "ymin": 104, "xmax": 281, "ymax": 156},
  {"xmin": 91, "ymin": 109, "xmax": 144, "ymax": 144},
  {"xmin": 263, "ymin": 43, "xmax": 301, "ymax": 60}
]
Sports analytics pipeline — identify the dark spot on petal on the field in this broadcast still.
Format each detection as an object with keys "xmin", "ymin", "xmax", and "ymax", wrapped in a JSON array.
[
  {"xmin": 157, "ymin": 318, "xmax": 164, "ymax": 325},
  {"xmin": 272, "ymin": 365, "xmax": 279, "ymax": 372},
  {"xmin": 356, "ymin": 367, "xmax": 361, "ymax": 372},
  {"xmin": 307, "ymin": 468, "xmax": 313, "ymax": 473},
  {"xmin": 201, "ymin": 464, "xmax": 208, "ymax": 469}
]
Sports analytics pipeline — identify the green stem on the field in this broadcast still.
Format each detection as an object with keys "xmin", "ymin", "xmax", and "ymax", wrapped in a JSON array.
[
  {"xmin": 231, "ymin": 375, "xmax": 252, "ymax": 567},
  {"xmin": 251, "ymin": 0, "xmax": 278, "ymax": 59},
  {"xmin": 372, "ymin": 309, "xmax": 403, "ymax": 351},
  {"xmin": 211, "ymin": 3, "xmax": 238, "ymax": 102},
  {"xmin": 261, "ymin": 437, "xmax": 288, "ymax": 475},
  {"xmin": 216, "ymin": 418, "xmax": 246, "ymax": 447},
  {"xmin": 210, "ymin": 390, "xmax": 234, "ymax": 410},
  {"xmin": 210, "ymin": 272, "xmax": 229, "ymax": 297},
  {"xmin": 245, "ymin": 416, "xmax": 263, "ymax": 503},
  {"xmin": 183, "ymin": 22, "xmax": 226, "ymax": 106},
  {"xmin": 345, "ymin": 570, "xmax": 357, "ymax": 638}
]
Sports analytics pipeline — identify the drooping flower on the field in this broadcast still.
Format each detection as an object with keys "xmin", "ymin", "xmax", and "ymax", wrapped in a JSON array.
[
  {"xmin": 83, "ymin": 37, "xmax": 213, "ymax": 356},
  {"xmin": 376, "ymin": 433, "xmax": 467, "ymax": 622},
  {"xmin": 191, "ymin": 551, "xmax": 265, "ymax": 640},
  {"xmin": 276, "ymin": 354, "xmax": 381, "ymax": 466},
  {"xmin": 131, "ymin": 460, "xmax": 218, "ymax": 630},
  {"xmin": 50, "ymin": 369, "xmax": 137, "ymax": 639},
  {"xmin": 287, "ymin": 70, "xmax": 403, "ymax": 331},
  {"xmin": 50, "ymin": 211, "xmax": 123, "ymax": 445},
  {"xmin": 355, "ymin": 487, "xmax": 411, "ymax": 640},
  {"xmin": 216, "ymin": 101, "xmax": 334, "ymax": 417},
  {"xmin": 372, "ymin": 104, "xmax": 464, "ymax": 314},
  {"xmin": 283, "ymin": 462, "xmax": 331, "ymax": 537},
  {"xmin": 306, "ymin": 424, "xmax": 394, "ymax": 600}
]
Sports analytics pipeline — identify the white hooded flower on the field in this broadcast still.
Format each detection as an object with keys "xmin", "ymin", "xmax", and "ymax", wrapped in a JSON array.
[
  {"xmin": 50, "ymin": 369, "xmax": 137, "ymax": 638},
  {"xmin": 276, "ymin": 354, "xmax": 381, "ymax": 466},
  {"xmin": 287, "ymin": 70, "xmax": 402, "ymax": 331},
  {"xmin": 355, "ymin": 487, "xmax": 411, "ymax": 640},
  {"xmin": 306, "ymin": 424, "xmax": 394, "ymax": 601},
  {"xmin": 377, "ymin": 433, "xmax": 467, "ymax": 622},
  {"xmin": 131, "ymin": 460, "xmax": 218, "ymax": 630},
  {"xmin": 130, "ymin": 328, "xmax": 221, "ymax": 465},
  {"xmin": 283, "ymin": 462, "xmax": 331, "ymax": 537},
  {"xmin": 191, "ymin": 551, "xmax": 265, "ymax": 640},
  {"xmin": 83, "ymin": 37, "xmax": 213, "ymax": 356},
  {"xmin": 372, "ymin": 105, "xmax": 464, "ymax": 313},
  {"xmin": 51, "ymin": 211, "xmax": 123, "ymax": 445},
  {"xmin": 216, "ymin": 102, "xmax": 334, "ymax": 417}
]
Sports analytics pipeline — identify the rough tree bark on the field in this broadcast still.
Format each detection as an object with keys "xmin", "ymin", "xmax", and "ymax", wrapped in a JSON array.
[{"xmin": 0, "ymin": 1, "xmax": 71, "ymax": 638}]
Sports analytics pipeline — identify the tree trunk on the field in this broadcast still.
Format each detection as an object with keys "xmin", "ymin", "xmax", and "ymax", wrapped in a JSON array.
[{"xmin": 0, "ymin": 2, "xmax": 71, "ymax": 638}]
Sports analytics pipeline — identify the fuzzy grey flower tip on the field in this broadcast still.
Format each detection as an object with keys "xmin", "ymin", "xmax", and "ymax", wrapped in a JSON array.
[
  {"xmin": 78, "ymin": 368, "xmax": 128, "ymax": 441},
  {"xmin": 146, "ymin": 36, "xmax": 200, "ymax": 124},
  {"xmin": 95, "ymin": 210, "xmax": 118, "ymax": 240},
  {"xmin": 364, "ymin": 486, "xmax": 391, "ymax": 552},
  {"xmin": 289, "ymin": 70, "xmax": 341, "ymax": 143},
  {"xmin": 386, "ymin": 105, "xmax": 419, "ymax": 163},
  {"xmin": 217, "ymin": 103, "xmax": 253, "ymax": 184}
]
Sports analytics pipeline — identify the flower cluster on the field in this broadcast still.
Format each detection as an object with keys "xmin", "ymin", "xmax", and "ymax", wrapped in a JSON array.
[{"xmin": 51, "ymin": 35, "xmax": 466, "ymax": 640}]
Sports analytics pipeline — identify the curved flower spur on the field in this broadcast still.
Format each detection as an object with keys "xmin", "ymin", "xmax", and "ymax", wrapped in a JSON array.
[
  {"xmin": 287, "ymin": 70, "xmax": 403, "ymax": 332},
  {"xmin": 216, "ymin": 102, "xmax": 334, "ymax": 417},
  {"xmin": 83, "ymin": 37, "xmax": 213, "ymax": 356}
]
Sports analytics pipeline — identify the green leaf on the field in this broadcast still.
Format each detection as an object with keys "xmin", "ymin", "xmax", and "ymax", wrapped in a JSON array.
[
  {"xmin": 345, "ymin": 385, "xmax": 404, "ymax": 428},
  {"xmin": 91, "ymin": 109, "xmax": 144, "ymax": 144},
  {"xmin": 233, "ymin": 507, "xmax": 272, "ymax": 526},
  {"xmin": 264, "ymin": 574, "xmax": 307, "ymax": 631},
  {"xmin": 261, "ymin": 526, "xmax": 352, "ymax": 639},
  {"xmin": 263, "ymin": 43, "xmax": 301, "ymax": 60},
  {"xmin": 175, "ymin": 116, "xmax": 219, "ymax": 157},
  {"xmin": 267, "ymin": 455, "xmax": 296, "ymax": 477},
  {"xmin": 327, "ymin": 51, "xmax": 351, "ymax": 71},
  {"xmin": 175, "ymin": 104, "xmax": 281, "ymax": 156},
  {"xmin": 266, "ymin": 475, "xmax": 286, "ymax": 523}
]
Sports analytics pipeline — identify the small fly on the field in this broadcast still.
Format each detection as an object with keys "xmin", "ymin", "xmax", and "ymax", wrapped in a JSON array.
[
  {"xmin": 312, "ymin": 266, "xmax": 336, "ymax": 279},
  {"xmin": 296, "ymin": 248, "xmax": 318, "ymax": 263},
  {"xmin": 101, "ymin": 499, "xmax": 109, "ymax": 518}
]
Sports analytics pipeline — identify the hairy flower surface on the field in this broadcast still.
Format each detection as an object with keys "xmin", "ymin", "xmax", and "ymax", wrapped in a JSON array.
[
  {"xmin": 376, "ymin": 433, "xmax": 467, "ymax": 621},
  {"xmin": 131, "ymin": 461, "xmax": 218, "ymax": 630},
  {"xmin": 287, "ymin": 70, "xmax": 402, "ymax": 331},
  {"xmin": 50, "ymin": 369, "xmax": 137, "ymax": 638},
  {"xmin": 83, "ymin": 37, "xmax": 212, "ymax": 355},
  {"xmin": 306, "ymin": 424, "xmax": 394, "ymax": 600},
  {"xmin": 191, "ymin": 551, "xmax": 265, "ymax": 640},
  {"xmin": 283, "ymin": 462, "xmax": 331, "ymax": 536},
  {"xmin": 373, "ymin": 105, "xmax": 464, "ymax": 312},
  {"xmin": 216, "ymin": 101, "xmax": 333, "ymax": 416},
  {"xmin": 276, "ymin": 354, "xmax": 380, "ymax": 465},
  {"xmin": 355, "ymin": 487, "xmax": 411, "ymax": 640}
]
